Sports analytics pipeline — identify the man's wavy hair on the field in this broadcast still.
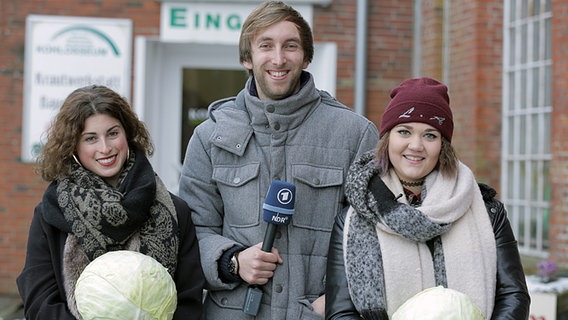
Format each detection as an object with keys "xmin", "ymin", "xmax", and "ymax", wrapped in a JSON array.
[
  {"xmin": 36, "ymin": 85, "xmax": 153, "ymax": 182},
  {"xmin": 375, "ymin": 131, "xmax": 459, "ymax": 178},
  {"xmin": 239, "ymin": 1, "xmax": 314, "ymax": 75}
]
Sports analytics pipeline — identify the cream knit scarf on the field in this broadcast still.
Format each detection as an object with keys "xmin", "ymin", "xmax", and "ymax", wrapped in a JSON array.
[{"xmin": 344, "ymin": 153, "xmax": 496, "ymax": 319}]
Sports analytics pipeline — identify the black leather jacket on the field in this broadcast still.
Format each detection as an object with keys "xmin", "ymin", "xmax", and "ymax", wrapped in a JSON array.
[{"xmin": 325, "ymin": 183, "xmax": 530, "ymax": 319}]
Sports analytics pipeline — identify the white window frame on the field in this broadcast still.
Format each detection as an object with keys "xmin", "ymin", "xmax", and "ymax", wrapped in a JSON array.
[{"xmin": 501, "ymin": 0, "xmax": 552, "ymax": 257}]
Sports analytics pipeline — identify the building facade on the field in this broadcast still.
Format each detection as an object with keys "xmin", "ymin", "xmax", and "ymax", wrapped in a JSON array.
[{"xmin": 1, "ymin": 0, "xmax": 566, "ymax": 300}]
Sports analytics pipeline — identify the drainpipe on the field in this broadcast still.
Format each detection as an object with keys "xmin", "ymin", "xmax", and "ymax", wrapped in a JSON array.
[
  {"xmin": 413, "ymin": 0, "xmax": 423, "ymax": 77},
  {"xmin": 442, "ymin": 0, "xmax": 450, "ymax": 83},
  {"xmin": 354, "ymin": 0, "xmax": 368, "ymax": 116}
]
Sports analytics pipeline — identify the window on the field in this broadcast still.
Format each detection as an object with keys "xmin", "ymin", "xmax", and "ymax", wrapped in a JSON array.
[{"xmin": 502, "ymin": 0, "xmax": 552, "ymax": 257}]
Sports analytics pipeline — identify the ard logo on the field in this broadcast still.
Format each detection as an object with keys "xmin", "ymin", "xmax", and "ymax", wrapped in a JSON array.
[{"xmin": 277, "ymin": 188, "xmax": 293, "ymax": 205}]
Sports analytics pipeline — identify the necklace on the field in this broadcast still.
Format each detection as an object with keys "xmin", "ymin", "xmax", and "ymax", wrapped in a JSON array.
[{"xmin": 399, "ymin": 179, "xmax": 424, "ymax": 187}]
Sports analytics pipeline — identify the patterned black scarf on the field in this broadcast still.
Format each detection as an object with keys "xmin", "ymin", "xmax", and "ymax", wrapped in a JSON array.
[{"xmin": 43, "ymin": 148, "xmax": 179, "ymax": 276}]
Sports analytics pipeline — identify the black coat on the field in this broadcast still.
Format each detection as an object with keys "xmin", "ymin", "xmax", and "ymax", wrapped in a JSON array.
[
  {"xmin": 17, "ymin": 194, "xmax": 205, "ymax": 320},
  {"xmin": 325, "ymin": 183, "xmax": 531, "ymax": 319}
]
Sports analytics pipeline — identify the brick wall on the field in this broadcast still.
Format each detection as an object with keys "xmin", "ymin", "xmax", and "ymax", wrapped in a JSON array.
[
  {"xmin": 1, "ymin": 1, "xmax": 45, "ymax": 296},
  {"xmin": 314, "ymin": 0, "xmax": 414, "ymax": 126},
  {"xmin": 421, "ymin": 0, "xmax": 445, "ymax": 79},
  {"xmin": 364, "ymin": 0, "xmax": 414, "ymax": 125},
  {"xmin": 549, "ymin": 0, "xmax": 568, "ymax": 266},
  {"xmin": 445, "ymin": 0, "xmax": 504, "ymax": 190}
]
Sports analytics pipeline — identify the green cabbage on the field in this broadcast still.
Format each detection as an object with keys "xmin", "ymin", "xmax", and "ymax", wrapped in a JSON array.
[
  {"xmin": 392, "ymin": 286, "xmax": 485, "ymax": 320},
  {"xmin": 74, "ymin": 250, "xmax": 177, "ymax": 320}
]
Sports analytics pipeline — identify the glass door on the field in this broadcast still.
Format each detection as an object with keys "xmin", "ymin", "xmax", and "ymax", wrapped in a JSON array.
[{"xmin": 181, "ymin": 68, "xmax": 248, "ymax": 162}]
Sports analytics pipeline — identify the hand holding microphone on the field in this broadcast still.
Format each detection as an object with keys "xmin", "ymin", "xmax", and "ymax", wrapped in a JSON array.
[
  {"xmin": 236, "ymin": 243, "xmax": 282, "ymax": 285},
  {"xmin": 242, "ymin": 180, "xmax": 296, "ymax": 316}
]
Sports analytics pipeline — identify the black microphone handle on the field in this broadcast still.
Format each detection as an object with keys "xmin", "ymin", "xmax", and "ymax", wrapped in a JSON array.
[
  {"xmin": 242, "ymin": 221, "xmax": 282, "ymax": 315},
  {"xmin": 261, "ymin": 223, "xmax": 278, "ymax": 252}
]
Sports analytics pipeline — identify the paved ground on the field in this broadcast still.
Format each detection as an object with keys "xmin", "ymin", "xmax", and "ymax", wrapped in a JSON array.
[{"xmin": 0, "ymin": 296, "xmax": 24, "ymax": 320}]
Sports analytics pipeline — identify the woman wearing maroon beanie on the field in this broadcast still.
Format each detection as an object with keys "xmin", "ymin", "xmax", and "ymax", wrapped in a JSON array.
[{"xmin": 325, "ymin": 77, "xmax": 530, "ymax": 319}]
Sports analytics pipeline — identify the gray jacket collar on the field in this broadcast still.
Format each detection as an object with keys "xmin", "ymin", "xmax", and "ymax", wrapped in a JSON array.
[{"xmin": 208, "ymin": 72, "xmax": 320, "ymax": 156}]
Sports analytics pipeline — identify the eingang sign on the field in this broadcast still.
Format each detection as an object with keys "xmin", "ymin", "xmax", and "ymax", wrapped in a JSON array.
[
  {"xmin": 160, "ymin": 2, "xmax": 312, "ymax": 44},
  {"xmin": 21, "ymin": 15, "xmax": 132, "ymax": 162}
]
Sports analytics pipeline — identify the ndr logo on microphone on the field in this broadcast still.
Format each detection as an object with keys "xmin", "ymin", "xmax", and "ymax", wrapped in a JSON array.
[{"xmin": 277, "ymin": 188, "xmax": 293, "ymax": 205}]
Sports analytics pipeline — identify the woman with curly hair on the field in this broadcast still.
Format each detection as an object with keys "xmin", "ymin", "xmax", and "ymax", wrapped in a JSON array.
[{"xmin": 17, "ymin": 85, "xmax": 204, "ymax": 319}]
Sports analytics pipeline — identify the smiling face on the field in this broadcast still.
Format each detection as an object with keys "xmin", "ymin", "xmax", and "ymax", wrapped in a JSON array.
[
  {"xmin": 76, "ymin": 113, "xmax": 129, "ymax": 187},
  {"xmin": 242, "ymin": 20, "xmax": 309, "ymax": 100},
  {"xmin": 388, "ymin": 122, "xmax": 442, "ymax": 183}
]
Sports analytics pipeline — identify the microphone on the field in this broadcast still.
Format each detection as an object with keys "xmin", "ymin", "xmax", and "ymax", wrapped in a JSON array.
[
  {"xmin": 243, "ymin": 180, "xmax": 296, "ymax": 316},
  {"xmin": 261, "ymin": 180, "xmax": 296, "ymax": 252}
]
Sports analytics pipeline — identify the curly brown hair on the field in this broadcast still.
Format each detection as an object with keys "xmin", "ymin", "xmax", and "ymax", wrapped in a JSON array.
[
  {"xmin": 375, "ymin": 131, "xmax": 458, "ymax": 178},
  {"xmin": 239, "ymin": 1, "xmax": 314, "ymax": 74},
  {"xmin": 36, "ymin": 85, "xmax": 154, "ymax": 182}
]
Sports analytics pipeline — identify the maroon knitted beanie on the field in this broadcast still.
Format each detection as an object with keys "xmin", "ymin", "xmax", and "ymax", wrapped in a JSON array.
[{"xmin": 379, "ymin": 77, "xmax": 454, "ymax": 142}]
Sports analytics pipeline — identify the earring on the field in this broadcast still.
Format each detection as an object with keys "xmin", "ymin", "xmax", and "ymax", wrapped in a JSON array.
[{"xmin": 72, "ymin": 154, "xmax": 81, "ymax": 166}]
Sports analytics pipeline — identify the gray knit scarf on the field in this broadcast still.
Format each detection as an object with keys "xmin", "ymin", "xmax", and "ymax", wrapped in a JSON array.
[{"xmin": 343, "ymin": 151, "xmax": 496, "ymax": 319}]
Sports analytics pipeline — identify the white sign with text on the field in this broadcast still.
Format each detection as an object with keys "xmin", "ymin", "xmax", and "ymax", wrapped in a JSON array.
[
  {"xmin": 22, "ymin": 15, "xmax": 131, "ymax": 162},
  {"xmin": 160, "ymin": 2, "xmax": 312, "ymax": 44}
]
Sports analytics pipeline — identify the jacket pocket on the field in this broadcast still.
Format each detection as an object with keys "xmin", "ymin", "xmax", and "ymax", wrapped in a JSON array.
[
  {"xmin": 213, "ymin": 163, "xmax": 261, "ymax": 227},
  {"xmin": 292, "ymin": 164, "xmax": 344, "ymax": 231}
]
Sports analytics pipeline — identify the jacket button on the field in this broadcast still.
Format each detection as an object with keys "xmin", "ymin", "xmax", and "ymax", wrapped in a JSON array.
[
  {"xmin": 267, "ymin": 105, "xmax": 275, "ymax": 113},
  {"xmin": 275, "ymin": 231, "xmax": 282, "ymax": 239},
  {"xmin": 274, "ymin": 285, "xmax": 283, "ymax": 293},
  {"xmin": 274, "ymin": 122, "xmax": 281, "ymax": 130},
  {"xmin": 221, "ymin": 298, "xmax": 228, "ymax": 305},
  {"xmin": 491, "ymin": 208, "xmax": 497, "ymax": 213},
  {"xmin": 233, "ymin": 177, "xmax": 241, "ymax": 184},
  {"xmin": 313, "ymin": 178, "xmax": 320, "ymax": 185}
]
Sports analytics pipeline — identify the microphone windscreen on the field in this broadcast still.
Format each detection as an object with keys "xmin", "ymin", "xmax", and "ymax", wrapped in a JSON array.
[{"xmin": 262, "ymin": 180, "xmax": 295, "ymax": 225}]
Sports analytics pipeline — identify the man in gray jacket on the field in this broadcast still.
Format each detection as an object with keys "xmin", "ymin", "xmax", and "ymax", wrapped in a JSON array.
[{"xmin": 178, "ymin": 1, "xmax": 379, "ymax": 319}]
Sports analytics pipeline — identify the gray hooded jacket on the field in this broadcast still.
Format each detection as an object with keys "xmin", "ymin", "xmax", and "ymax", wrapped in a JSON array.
[{"xmin": 179, "ymin": 72, "xmax": 379, "ymax": 319}]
